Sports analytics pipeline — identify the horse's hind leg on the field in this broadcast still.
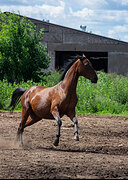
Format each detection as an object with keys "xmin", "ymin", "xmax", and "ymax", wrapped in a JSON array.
[
  {"xmin": 17, "ymin": 107, "xmax": 29, "ymax": 145},
  {"xmin": 17, "ymin": 123, "xmax": 23, "ymax": 145},
  {"xmin": 23, "ymin": 106, "xmax": 41, "ymax": 128},
  {"xmin": 72, "ymin": 116, "xmax": 79, "ymax": 141}
]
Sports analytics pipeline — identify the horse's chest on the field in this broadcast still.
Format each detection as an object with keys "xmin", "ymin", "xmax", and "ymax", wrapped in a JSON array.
[{"xmin": 59, "ymin": 94, "xmax": 77, "ymax": 112}]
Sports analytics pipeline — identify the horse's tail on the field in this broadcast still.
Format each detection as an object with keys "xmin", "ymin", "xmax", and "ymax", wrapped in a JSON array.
[{"xmin": 5, "ymin": 87, "xmax": 26, "ymax": 111}]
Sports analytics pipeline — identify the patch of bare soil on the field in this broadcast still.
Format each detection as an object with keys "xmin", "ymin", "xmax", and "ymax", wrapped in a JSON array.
[{"xmin": 0, "ymin": 112, "xmax": 128, "ymax": 179}]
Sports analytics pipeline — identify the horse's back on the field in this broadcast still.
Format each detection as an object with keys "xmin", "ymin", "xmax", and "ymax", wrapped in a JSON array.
[{"xmin": 21, "ymin": 86, "xmax": 47, "ymax": 107}]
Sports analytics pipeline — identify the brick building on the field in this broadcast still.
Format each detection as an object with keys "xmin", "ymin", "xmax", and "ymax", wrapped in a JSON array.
[{"xmin": 15, "ymin": 13, "xmax": 128, "ymax": 75}]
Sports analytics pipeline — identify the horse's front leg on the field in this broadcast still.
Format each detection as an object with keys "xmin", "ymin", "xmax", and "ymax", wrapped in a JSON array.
[
  {"xmin": 54, "ymin": 116, "xmax": 62, "ymax": 146},
  {"xmin": 68, "ymin": 112, "xmax": 79, "ymax": 141},
  {"xmin": 51, "ymin": 105, "xmax": 62, "ymax": 146}
]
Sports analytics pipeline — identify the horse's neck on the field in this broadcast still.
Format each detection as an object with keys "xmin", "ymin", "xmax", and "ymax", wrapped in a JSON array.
[{"xmin": 61, "ymin": 63, "xmax": 79, "ymax": 94}]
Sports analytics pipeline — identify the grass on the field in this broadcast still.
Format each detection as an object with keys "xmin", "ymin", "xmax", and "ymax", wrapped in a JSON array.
[
  {"xmin": 76, "ymin": 72, "xmax": 128, "ymax": 116},
  {"xmin": 0, "ymin": 71, "xmax": 128, "ymax": 116}
]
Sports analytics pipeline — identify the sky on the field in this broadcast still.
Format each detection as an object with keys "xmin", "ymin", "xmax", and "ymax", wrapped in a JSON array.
[{"xmin": 0, "ymin": 0, "xmax": 128, "ymax": 42}]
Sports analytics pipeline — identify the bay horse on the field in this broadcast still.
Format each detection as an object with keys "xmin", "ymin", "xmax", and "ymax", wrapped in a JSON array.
[{"xmin": 7, "ymin": 54, "xmax": 98, "ymax": 146}]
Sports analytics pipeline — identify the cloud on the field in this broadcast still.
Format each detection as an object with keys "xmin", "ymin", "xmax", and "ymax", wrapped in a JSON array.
[
  {"xmin": 123, "ymin": 35, "xmax": 128, "ymax": 42},
  {"xmin": 114, "ymin": 25, "xmax": 128, "ymax": 33},
  {"xmin": 112, "ymin": 0, "xmax": 128, "ymax": 6},
  {"xmin": 0, "ymin": 1, "xmax": 65, "ymax": 20},
  {"xmin": 70, "ymin": 7, "xmax": 128, "ymax": 25},
  {"xmin": 0, "ymin": 0, "xmax": 29, "ymax": 5},
  {"xmin": 1, "ymin": 1, "xmax": 128, "ymax": 26},
  {"xmin": 108, "ymin": 25, "xmax": 128, "ymax": 42},
  {"xmin": 0, "ymin": 0, "xmax": 128, "ymax": 42},
  {"xmin": 108, "ymin": 30, "xmax": 115, "ymax": 38},
  {"xmin": 121, "ymin": 0, "xmax": 128, "ymax": 5},
  {"xmin": 0, "ymin": 0, "xmax": 63, "ymax": 7},
  {"xmin": 76, "ymin": 0, "xmax": 108, "ymax": 9},
  {"xmin": 69, "ymin": 8, "xmax": 94, "ymax": 19}
]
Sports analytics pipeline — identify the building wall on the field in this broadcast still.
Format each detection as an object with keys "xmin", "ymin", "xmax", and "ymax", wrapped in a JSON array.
[
  {"xmin": 108, "ymin": 52, "xmax": 128, "ymax": 75},
  {"xmin": 28, "ymin": 17, "xmax": 128, "ymax": 75}
]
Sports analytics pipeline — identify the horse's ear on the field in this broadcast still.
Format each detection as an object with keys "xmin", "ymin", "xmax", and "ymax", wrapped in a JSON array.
[
  {"xmin": 82, "ymin": 53, "xmax": 86, "ymax": 58},
  {"xmin": 80, "ymin": 53, "xmax": 86, "ymax": 61}
]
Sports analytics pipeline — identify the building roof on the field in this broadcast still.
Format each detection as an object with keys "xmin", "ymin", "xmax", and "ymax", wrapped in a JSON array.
[{"xmin": 4, "ymin": 11, "xmax": 128, "ymax": 45}]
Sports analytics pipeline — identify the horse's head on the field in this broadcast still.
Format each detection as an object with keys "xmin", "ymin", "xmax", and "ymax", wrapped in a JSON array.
[{"xmin": 78, "ymin": 54, "xmax": 98, "ymax": 83}]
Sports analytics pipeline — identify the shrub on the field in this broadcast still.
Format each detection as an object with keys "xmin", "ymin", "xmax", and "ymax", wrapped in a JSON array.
[
  {"xmin": 1, "ymin": 71, "xmax": 128, "ymax": 116},
  {"xmin": 0, "ymin": 11, "xmax": 50, "ymax": 83}
]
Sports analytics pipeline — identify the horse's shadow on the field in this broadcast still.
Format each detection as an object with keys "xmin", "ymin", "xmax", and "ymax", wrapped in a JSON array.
[
  {"xmin": 37, "ymin": 146, "xmax": 105, "ymax": 155},
  {"xmin": 36, "ymin": 145, "xmax": 128, "ymax": 156}
]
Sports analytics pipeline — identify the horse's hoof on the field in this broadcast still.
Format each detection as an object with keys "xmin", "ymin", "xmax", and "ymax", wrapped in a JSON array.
[
  {"xmin": 19, "ymin": 143, "xmax": 23, "ymax": 147},
  {"xmin": 53, "ymin": 139, "xmax": 59, "ymax": 146},
  {"xmin": 74, "ymin": 135, "xmax": 79, "ymax": 141}
]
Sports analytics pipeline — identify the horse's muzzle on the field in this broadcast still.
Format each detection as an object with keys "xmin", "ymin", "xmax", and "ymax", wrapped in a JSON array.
[{"xmin": 91, "ymin": 76, "xmax": 98, "ymax": 83}]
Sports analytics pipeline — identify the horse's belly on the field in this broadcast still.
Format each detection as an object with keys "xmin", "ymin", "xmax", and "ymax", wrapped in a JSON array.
[
  {"xmin": 33, "ymin": 106, "xmax": 54, "ymax": 119},
  {"xmin": 30, "ymin": 95, "xmax": 54, "ymax": 119},
  {"xmin": 30, "ymin": 91, "xmax": 77, "ymax": 119}
]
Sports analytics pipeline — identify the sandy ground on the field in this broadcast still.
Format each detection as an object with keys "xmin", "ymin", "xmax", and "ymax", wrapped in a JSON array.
[{"xmin": 0, "ymin": 111, "xmax": 128, "ymax": 179}]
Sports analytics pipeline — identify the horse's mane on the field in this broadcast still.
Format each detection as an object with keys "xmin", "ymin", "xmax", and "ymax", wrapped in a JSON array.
[{"xmin": 60, "ymin": 56, "xmax": 79, "ymax": 81}]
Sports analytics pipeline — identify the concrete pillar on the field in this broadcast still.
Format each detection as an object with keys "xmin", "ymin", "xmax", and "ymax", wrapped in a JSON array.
[{"xmin": 108, "ymin": 52, "xmax": 128, "ymax": 75}]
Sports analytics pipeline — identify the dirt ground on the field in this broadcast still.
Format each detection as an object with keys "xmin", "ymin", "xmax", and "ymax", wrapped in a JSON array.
[{"xmin": 0, "ymin": 112, "xmax": 128, "ymax": 179}]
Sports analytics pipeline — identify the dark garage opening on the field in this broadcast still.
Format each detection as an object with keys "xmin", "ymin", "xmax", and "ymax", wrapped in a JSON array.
[{"xmin": 55, "ymin": 51, "xmax": 108, "ymax": 73}]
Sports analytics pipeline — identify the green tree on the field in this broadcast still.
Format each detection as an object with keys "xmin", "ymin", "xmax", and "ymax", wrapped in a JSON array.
[{"xmin": 0, "ymin": 12, "xmax": 50, "ymax": 83}]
